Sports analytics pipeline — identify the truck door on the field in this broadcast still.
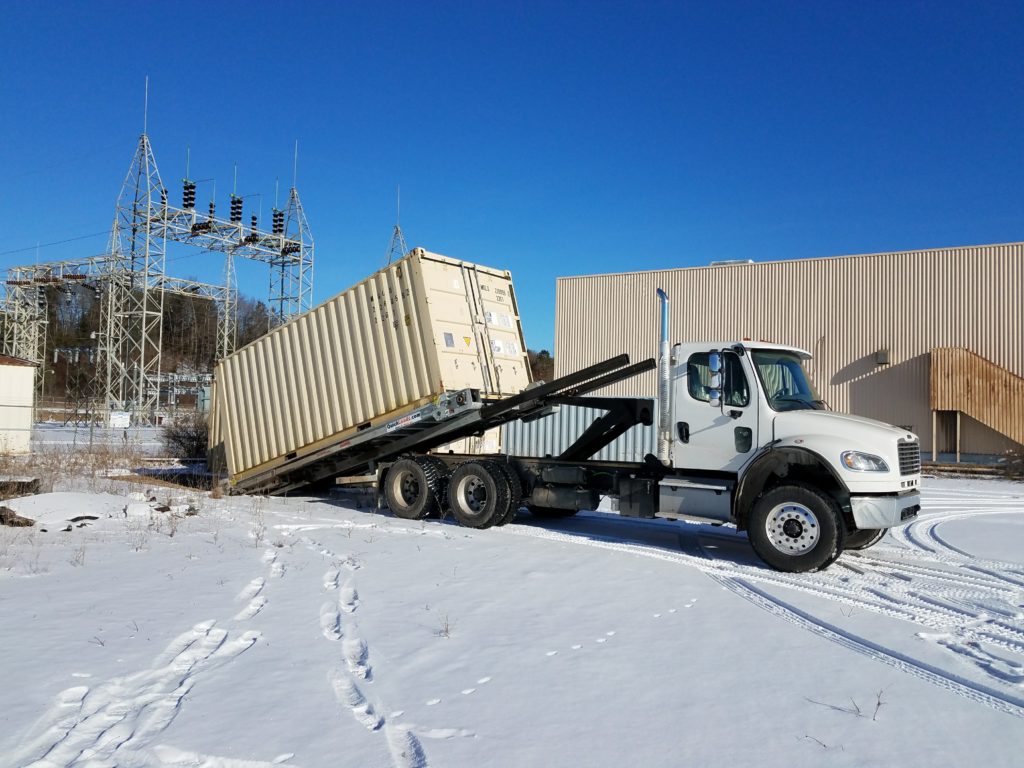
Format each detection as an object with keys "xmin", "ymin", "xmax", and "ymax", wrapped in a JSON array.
[{"xmin": 672, "ymin": 350, "xmax": 759, "ymax": 473}]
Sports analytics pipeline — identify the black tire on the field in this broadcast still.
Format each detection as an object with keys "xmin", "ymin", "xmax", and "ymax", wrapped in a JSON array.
[
  {"xmin": 490, "ymin": 462, "xmax": 523, "ymax": 526},
  {"xmin": 447, "ymin": 461, "xmax": 510, "ymax": 529},
  {"xmin": 747, "ymin": 483, "xmax": 844, "ymax": 572},
  {"xmin": 383, "ymin": 457, "xmax": 441, "ymax": 520},
  {"xmin": 527, "ymin": 505, "xmax": 579, "ymax": 518},
  {"xmin": 845, "ymin": 527, "xmax": 887, "ymax": 551},
  {"xmin": 417, "ymin": 456, "xmax": 451, "ymax": 517}
]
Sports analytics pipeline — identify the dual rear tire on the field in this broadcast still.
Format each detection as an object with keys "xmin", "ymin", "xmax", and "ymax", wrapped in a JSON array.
[
  {"xmin": 446, "ymin": 460, "xmax": 523, "ymax": 528},
  {"xmin": 383, "ymin": 456, "xmax": 445, "ymax": 520},
  {"xmin": 383, "ymin": 457, "xmax": 522, "ymax": 529}
]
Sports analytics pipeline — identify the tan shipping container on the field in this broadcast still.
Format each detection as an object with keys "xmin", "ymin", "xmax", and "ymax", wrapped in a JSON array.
[{"xmin": 212, "ymin": 248, "xmax": 530, "ymax": 485}]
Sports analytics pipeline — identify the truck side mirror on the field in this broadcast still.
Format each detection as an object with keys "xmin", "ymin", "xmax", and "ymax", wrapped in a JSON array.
[
  {"xmin": 708, "ymin": 351, "xmax": 723, "ymax": 408},
  {"xmin": 708, "ymin": 351, "xmax": 722, "ymax": 374},
  {"xmin": 708, "ymin": 388, "xmax": 722, "ymax": 408}
]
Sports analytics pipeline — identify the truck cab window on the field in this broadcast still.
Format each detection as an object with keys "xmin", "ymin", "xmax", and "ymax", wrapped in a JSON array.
[
  {"xmin": 686, "ymin": 352, "xmax": 749, "ymax": 407},
  {"xmin": 752, "ymin": 350, "xmax": 823, "ymax": 411}
]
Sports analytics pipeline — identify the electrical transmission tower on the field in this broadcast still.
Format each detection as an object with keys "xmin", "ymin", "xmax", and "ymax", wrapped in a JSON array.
[
  {"xmin": 102, "ymin": 133, "xmax": 167, "ymax": 421},
  {"xmin": 0, "ymin": 132, "xmax": 315, "ymax": 426},
  {"xmin": 385, "ymin": 186, "xmax": 408, "ymax": 265}
]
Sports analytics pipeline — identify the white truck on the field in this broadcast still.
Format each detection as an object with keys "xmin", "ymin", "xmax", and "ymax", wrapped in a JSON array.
[{"xmin": 216, "ymin": 286, "xmax": 921, "ymax": 573}]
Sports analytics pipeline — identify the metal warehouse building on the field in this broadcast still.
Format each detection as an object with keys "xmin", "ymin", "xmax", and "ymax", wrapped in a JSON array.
[{"xmin": 554, "ymin": 242, "xmax": 1024, "ymax": 459}]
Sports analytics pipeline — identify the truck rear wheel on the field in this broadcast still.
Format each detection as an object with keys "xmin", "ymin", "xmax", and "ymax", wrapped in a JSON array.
[
  {"xmin": 447, "ymin": 461, "xmax": 510, "ymax": 529},
  {"xmin": 747, "ymin": 483, "xmax": 844, "ymax": 572},
  {"xmin": 490, "ymin": 462, "xmax": 523, "ymax": 526},
  {"xmin": 383, "ymin": 457, "xmax": 442, "ymax": 520},
  {"xmin": 417, "ymin": 456, "xmax": 451, "ymax": 517},
  {"xmin": 845, "ymin": 527, "xmax": 887, "ymax": 550}
]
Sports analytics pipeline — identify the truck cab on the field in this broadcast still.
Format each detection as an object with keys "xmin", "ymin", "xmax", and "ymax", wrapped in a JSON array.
[{"xmin": 656, "ymin": 341, "xmax": 922, "ymax": 571}]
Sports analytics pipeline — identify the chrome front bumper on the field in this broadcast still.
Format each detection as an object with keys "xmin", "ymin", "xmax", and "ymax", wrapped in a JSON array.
[{"xmin": 850, "ymin": 491, "xmax": 921, "ymax": 530}]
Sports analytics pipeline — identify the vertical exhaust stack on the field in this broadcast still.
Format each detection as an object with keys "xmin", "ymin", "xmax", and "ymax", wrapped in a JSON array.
[{"xmin": 656, "ymin": 288, "xmax": 671, "ymax": 466}]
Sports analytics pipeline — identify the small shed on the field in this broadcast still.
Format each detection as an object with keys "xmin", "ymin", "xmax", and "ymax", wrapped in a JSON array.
[{"xmin": 0, "ymin": 355, "xmax": 37, "ymax": 455}]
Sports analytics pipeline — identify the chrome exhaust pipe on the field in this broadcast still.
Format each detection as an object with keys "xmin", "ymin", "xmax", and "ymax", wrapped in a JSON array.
[{"xmin": 656, "ymin": 288, "xmax": 671, "ymax": 466}]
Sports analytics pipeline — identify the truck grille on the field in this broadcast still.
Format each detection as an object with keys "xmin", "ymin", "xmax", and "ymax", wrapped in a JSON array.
[{"xmin": 898, "ymin": 441, "xmax": 921, "ymax": 476}]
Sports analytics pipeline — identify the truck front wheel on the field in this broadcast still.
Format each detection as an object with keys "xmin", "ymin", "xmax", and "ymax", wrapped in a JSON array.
[{"xmin": 747, "ymin": 484, "xmax": 844, "ymax": 572}]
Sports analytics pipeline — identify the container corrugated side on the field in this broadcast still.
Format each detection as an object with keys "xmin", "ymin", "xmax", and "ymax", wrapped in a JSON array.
[
  {"xmin": 215, "ymin": 249, "xmax": 530, "ymax": 484},
  {"xmin": 502, "ymin": 398, "xmax": 656, "ymax": 463}
]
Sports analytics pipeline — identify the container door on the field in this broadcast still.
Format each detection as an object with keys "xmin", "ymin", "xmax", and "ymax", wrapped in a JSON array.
[{"xmin": 419, "ymin": 253, "xmax": 530, "ymax": 398}]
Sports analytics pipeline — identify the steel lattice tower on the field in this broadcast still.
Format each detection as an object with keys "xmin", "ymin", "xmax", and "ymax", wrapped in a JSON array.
[
  {"xmin": 385, "ymin": 186, "xmax": 408, "ymax": 265},
  {"xmin": 0, "ymin": 132, "xmax": 314, "ymax": 426},
  {"xmin": 268, "ymin": 187, "xmax": 314, "ymax": 326},
  {"xmin": 102, "ymin": 133, "xmax": 167, "ymax": 422}
]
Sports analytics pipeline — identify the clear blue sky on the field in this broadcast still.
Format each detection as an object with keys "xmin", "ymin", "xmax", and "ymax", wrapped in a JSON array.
[{"xmin": 2, "ymin": 1, "xmax": 1022, "ymax": 351}]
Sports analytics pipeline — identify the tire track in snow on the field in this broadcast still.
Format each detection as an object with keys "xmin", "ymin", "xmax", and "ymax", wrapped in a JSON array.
[
  {"xmin": 710, "ymin": 575, "xmax": 1024, "ymax": 719},
  {"xmin": 503, "ymin": 496, "xmax": 1024, "ymax": 717}
]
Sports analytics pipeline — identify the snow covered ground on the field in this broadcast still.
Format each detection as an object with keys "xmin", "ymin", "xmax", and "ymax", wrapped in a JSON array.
[{"xmin": 1, "ymin": 471, "xmax": 1023, "ymax": 767}]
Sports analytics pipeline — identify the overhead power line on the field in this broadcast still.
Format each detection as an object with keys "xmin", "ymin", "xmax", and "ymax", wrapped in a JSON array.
[{"xmin": 0, "ymin": 230, "xmax": 113, "ymax": 257}]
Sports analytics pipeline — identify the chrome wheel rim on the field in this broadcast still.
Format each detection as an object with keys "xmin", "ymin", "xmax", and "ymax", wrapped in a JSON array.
[
  {"xmin": 455, "ymin": 475, "xmax": 487, "ymax": 514},
  {"xmin": 391, "ymin": 469, "xmax": 420, "ymax": 507},
  {"xmin": 764, "ymin": 502, "xmax": 819, "ymax": 554}
]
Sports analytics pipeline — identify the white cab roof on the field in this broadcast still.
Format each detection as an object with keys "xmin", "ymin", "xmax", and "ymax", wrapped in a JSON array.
[{"xmin": 672, "ymin": 341, "xmax": 812, "ymax": 360}]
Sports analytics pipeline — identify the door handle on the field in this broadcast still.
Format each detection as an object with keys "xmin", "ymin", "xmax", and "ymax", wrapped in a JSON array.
[{"xmin": 676, "ymin": 422, "xmax": 689, "ymax": 443}]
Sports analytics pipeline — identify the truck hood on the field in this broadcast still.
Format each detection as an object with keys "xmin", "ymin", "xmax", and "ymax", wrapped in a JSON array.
[{"xmin": 773, "ymin": 410, "xmax": 916, "ymax": 447}]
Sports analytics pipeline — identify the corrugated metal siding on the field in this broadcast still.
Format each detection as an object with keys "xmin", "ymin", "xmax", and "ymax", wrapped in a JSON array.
[
  {"xmin": 214, "ymin": 249, "xmax": 531, "ymax": 483},
  {"xmin": 556, "ymin": 243, "xmax": 1024, "ymax": 454},
  {"xmin": 0, "ymin": 363, "xmax": 34, "ymax": 454},
  {"xmin": 502, "ymin": 399, "xmax": 656, "ymax": 462}
]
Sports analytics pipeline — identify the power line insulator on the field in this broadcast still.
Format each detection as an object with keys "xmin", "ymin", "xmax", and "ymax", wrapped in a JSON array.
[
  {"xmin": 272, "ymin": 208, "xmax": 284, "ymax": 235},
  {"xmin": 208, "ymin": 201, "xmax": 216, "ymax": 219},
  {"xmin": 230, "ymin": 195, "xmax": 243, "ymax": 223},
  {"xmin": 251, "ymin": 214, "xmax": 258, "ymax": 233},
  {"xmin": 182, "ymin": 180, "xmax": 196, "ymax": 209}
]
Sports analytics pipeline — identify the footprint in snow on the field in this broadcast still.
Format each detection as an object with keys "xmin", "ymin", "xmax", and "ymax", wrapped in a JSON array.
[
  {"xmin": 320, "ymin": 603, "xmax": 342, "ymax": 641},
  {"xmin": 262, "ymin": 550, "xmax": 277, "ymax": 565},
  {"xmin": 332, "ymin": 675, "xmax": 382, "ymax": 731},
  {"xmin": 420, "ymin": 727, "xmax": 475, "ymax": 740},
  {"xmin": 385, "ymin": 724, "xmax": 428, "ymax": 768},
  {"xmin": 323, "ymin": 569, "xmax": 340, "ymax": 590},
  {"xmin": 340, "ymin": 583, "xmax": 359, "ymax": 613},
  {"xmin": 236, "ymin": 577, "xmax": 265, "ymax": 602},
  {"xmin": 234, "ymin": 596, "xmax": 268, "ymax": 621},
  {"xmin": 344, "ymin": 637, "xmax": 372, "ymax": 680},
  {"xmin": 270, "ymin": 562, "xmax": 285, "ymax": 579},
  {"xmin": 57, "ymin": 686, "xmax": 89, "ymax": 706}
]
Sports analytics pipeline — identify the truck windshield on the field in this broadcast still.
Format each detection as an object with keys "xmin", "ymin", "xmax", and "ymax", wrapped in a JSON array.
[{"xmin": 752, "ymin": 350, "xmax": 823, "ymax": 412}]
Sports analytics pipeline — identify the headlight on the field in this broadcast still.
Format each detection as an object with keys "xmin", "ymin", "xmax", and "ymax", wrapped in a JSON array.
[{"xmin": 841, "ymin": 451, "xmax": 889, "ymax": 472}]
